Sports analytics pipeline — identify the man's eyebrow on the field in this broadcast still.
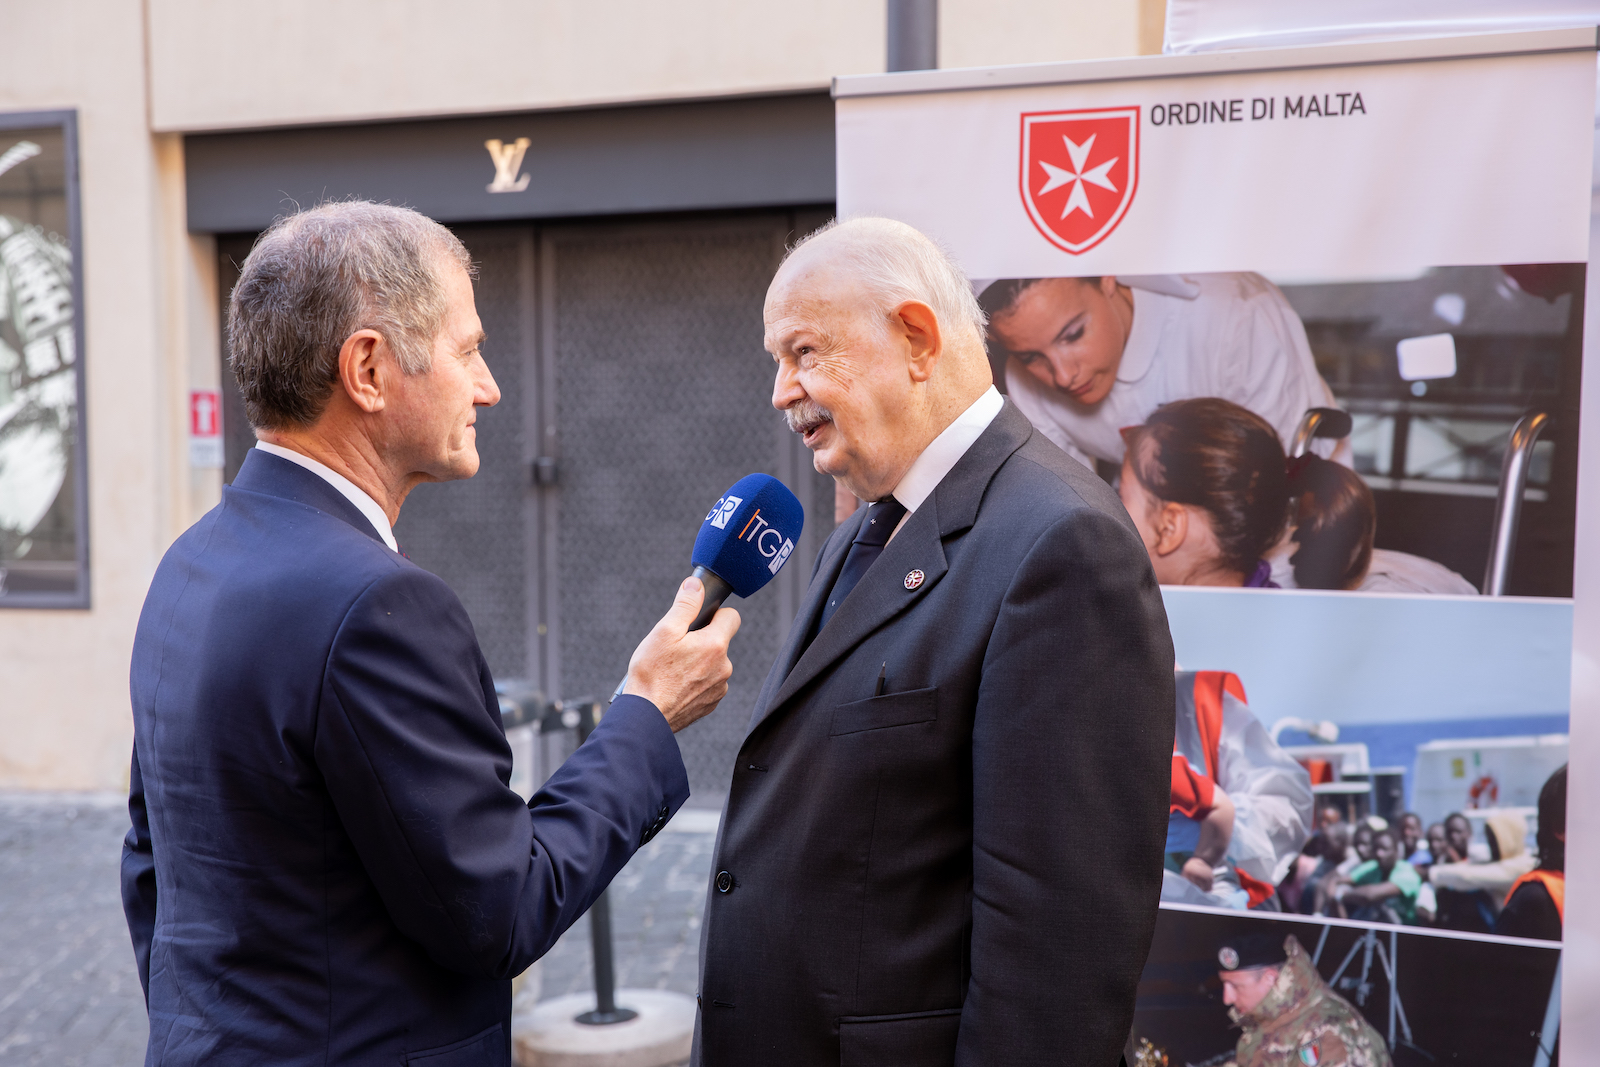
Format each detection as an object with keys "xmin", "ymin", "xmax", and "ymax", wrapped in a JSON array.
[{"xmin": 465, "ymin": 329, "xmax": 487, "ymax": 348}]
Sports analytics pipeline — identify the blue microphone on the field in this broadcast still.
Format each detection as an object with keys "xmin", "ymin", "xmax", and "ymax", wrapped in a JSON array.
[{"xmin": 686, "ymin": 474, "xmax": 806, "ymax": 630}]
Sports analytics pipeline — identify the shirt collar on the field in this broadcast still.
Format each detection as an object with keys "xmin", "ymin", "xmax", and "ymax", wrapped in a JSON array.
[
  {"xmin": 253, "ymin": 441, "xmax": 399, "ymax": 552},
  {"xmin": 890, "ymin": 386, "xmax": 1004, "ymax": 514},
  {"xmin": 1116, "ymin": 286, "xmax": 1163, "ymax": 384}
]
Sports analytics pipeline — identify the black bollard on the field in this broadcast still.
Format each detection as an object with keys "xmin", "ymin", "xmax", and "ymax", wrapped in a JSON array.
[{"xmin": 570, "ymin": 699, "xmax": 638, "ymax": 1026}]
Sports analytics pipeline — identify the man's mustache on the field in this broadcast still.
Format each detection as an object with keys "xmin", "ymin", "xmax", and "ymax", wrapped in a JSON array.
[{"xmin": 785, "ymin": 400, "xmax": 833, "ymax": 435}]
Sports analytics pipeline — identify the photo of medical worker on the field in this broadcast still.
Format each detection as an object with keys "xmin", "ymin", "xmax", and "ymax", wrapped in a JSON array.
[
  {"xmin": 978, "ymin": 265, "xmax": 1583, "ymax": 598},
  {"xmin": 1129, "ymin": 907, "xmax": 1561, "ymax": 1067}
]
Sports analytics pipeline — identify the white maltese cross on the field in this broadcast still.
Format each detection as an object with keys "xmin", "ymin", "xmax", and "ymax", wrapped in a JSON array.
[{"xmin": 1037, "ymin": 134, "xmax": 1119, "ymax": 220}]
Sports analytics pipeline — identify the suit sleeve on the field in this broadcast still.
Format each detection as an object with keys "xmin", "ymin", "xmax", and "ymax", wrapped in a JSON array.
[
  {"xmin": 315, "ymin": 566, "xmax": 689, "ymax": 979},
  {"xmin": 957, "ymin": 506, "xmax": 1174, "ymax": 1067},
  {"xmin": 120, "ymin": 742, "xmax": 157, "ymax": 1004}
]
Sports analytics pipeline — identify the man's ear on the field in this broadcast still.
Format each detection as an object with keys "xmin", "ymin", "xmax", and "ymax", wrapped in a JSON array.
[
  {"xmin": 1152, "ymin": 501, "xmax": 1188, "ymax": 558},
  {"xmin": 894, "ymin": 300, "xmax": 943, "ymax": 383},
  {"xmin": 337, "ymin": 329, "xmax": 388, "ymax": 414}
]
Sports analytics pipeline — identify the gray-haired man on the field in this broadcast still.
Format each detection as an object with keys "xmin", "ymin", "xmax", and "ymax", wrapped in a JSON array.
[
  {"xmin": 122, "ymin": 201, "xmax": 740, "ymax": 1066},
  {"xmin": 693, "ymin": 217, "xmax": 1174, "ymax": 1066}
]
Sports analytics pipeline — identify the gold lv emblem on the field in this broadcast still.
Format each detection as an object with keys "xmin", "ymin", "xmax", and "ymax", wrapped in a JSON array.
[{"xmin": 484, "ymin": 138, "xmax": 532, "ymax": 193}]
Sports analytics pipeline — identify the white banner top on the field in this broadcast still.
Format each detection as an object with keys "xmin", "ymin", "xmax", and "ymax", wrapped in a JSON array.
[{"xmin": 835, "ymin": 29, "xmax": 1597, "ymax": 279}]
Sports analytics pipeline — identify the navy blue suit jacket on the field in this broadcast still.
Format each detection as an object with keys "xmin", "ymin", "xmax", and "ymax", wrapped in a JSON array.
[{"xmin": 122, "ymin": 449, "xmax": 689, "ymax": 1066}]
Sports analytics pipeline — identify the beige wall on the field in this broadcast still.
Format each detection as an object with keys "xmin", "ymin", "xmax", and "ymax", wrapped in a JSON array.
[
  {"xmin": 145, "ymin": 0, "xmax": 1154, "ymax": 133},
  {"xmin": 0, "ymin": 2, "xmax": 189, "ymax": 789},
  {"xmin": 146, "ymin": 0, "xmax": 886, "ymax": 132},
  {"xmin": 3, "ymin": 0, "xmax": 1146, "ymax": 790}
]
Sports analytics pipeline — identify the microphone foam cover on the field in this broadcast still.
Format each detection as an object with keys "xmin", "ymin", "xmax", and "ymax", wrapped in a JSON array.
[{"xmin": 693, "ymin": 474, "xmax": 806, "ymax": 599}]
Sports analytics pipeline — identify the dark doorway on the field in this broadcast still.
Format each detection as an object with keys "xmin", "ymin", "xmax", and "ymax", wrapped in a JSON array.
[{"xmin": 219, "ymin": 209, "xmax": 836, "ymax": 799}]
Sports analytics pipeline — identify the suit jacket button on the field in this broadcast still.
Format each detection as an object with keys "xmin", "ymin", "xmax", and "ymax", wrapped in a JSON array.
[{"xmin": 715, "ymin": 870, "xmax": 734, "ymax": 893}]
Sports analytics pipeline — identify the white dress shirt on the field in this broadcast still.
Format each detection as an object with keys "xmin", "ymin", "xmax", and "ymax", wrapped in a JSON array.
[
  {"xmin": 1006, "ymin": 272, "xmax": 1338, "ymax": 468},
  {"xmin": 254, "ymin": 441, "xmax": 399, "ymax": 553},
  {"xmin": 890, "ymin": 385, "xmax": 1005, "ymax": 515}
]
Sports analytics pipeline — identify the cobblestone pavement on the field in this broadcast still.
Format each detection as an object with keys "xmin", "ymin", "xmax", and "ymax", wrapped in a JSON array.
[
  {"xmin": 0, "ymin": 793, "xmax": 147, "ymax": 1067},
  {"xmin": 0, "ymin": 792, "xmax": 718, "ymax": 1066}
]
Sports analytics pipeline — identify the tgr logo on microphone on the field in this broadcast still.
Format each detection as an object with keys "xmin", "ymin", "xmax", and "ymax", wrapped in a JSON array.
[
  {"xmin": 707, "ymin": 495, "xmax": 743, "ymax": 529},
  {"xmin": 735, "ymin": 509, "xmax": 796, "ymax": 575}
]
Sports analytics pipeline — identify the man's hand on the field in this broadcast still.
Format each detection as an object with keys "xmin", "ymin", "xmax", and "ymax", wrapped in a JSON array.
[{"xmin": 623, "ymin": 577, "xmax": 740, "ymax": 732}]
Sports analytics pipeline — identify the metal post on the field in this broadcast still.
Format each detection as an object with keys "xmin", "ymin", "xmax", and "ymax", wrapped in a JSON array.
[
  {"xmin": 1483, "ymin": 410, "xmax": 1551, "ymax": 596},
  {"xmin": 1533, "ymin": 953, "xmax": 1562, "ymax": 1067},
  {"xmin": 569, "ymin": 699, "xmax": 638, "ymax": 1026},
  {"xmin": 887, "ymin": 0, "xmax": 937, "ymax": 72}
]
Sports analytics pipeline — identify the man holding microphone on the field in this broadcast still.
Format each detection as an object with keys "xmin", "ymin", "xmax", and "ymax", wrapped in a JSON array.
[{"xmin": 121, "ymin": 202, "xmax": 738, "ymax": 1067}]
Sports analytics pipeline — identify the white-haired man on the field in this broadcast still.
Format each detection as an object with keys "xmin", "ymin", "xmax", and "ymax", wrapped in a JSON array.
[
  {"xmin": 122, "ymin": 202, "xmax": 738, "ymax": 1066},
  {"xmin": 693, "ymin": 218, "xmax": 1175, "ymax": 1066}
]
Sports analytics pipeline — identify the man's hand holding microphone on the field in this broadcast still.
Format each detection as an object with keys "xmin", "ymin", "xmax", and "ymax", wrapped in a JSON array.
[
  {"xmin": 627, "ymin": 576, "xmax": 741, "ymax": 733},
  {"xmin": 625, "ymin": 472, "xmax": 806, "ymax": 732}
]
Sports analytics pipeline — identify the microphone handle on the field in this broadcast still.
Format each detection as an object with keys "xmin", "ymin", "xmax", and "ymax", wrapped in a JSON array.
[
  {"xmin": 687, "ymin": 566, "xmax": 735, "ymax": 632},
  {"xmin": 609, "ymin": 566, "xmax": 736, "ymax": 705}
]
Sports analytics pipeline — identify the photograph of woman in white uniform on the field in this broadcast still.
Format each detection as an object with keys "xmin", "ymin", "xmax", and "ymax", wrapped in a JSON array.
[{"xmin": 978, "ymin": 272, "xmax": 1342, "ymax": 470}]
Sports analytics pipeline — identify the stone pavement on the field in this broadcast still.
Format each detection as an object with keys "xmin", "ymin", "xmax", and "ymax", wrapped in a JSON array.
[
  {"xmin": 0, "ymin": 792, "xmax": 719, "ymax": 1066},
  {"xmin": 0, "ymin": 793, "xmax": 147, "ymax": 1067}
]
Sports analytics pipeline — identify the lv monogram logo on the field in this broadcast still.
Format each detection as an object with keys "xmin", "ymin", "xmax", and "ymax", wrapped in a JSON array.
[{"xmin": 484, "ymin": 138, "xmax": 532, "ymax": 193}]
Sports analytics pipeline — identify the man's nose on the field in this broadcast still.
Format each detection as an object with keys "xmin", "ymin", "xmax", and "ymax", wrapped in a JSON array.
[
  {"xmin": 476, "ymin": 361, "xmax": 502, "ymax": 407},
  {"xmin": 772, "ymin": 361, "xmax": 804, "ymax": 411}
]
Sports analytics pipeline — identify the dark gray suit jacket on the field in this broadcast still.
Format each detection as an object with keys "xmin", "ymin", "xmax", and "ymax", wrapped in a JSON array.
[{"xmin": 693, "ymin": 402, "xmax": 1174, "ymax": 1066}]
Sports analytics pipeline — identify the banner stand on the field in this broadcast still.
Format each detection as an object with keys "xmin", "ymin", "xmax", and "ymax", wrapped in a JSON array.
[{"xmin": 837, "ymin": 27, "xmax": 1599, "ymax": 1065}]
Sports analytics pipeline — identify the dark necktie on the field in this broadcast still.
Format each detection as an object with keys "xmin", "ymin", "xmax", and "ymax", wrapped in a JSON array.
[{"xmin": 817, "ymin": 497, "xmax": 908, "ymax": 633}]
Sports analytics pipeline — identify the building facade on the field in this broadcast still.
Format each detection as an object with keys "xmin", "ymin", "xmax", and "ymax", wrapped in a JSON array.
[{"xmin": 0, "ymin": 0, "xmax": 1161, "ymax": 793}]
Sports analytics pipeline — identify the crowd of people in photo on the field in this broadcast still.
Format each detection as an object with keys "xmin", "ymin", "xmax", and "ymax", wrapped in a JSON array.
[{"xmin": 1275, "ymin": 765, "xmax": 1566, "ymax": 941}]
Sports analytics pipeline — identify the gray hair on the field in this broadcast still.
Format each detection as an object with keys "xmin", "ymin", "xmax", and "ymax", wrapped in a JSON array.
[
  {"xmin": 228, "ymin": 201, "xmax": 473, "ymax": 429},
  {"xmin": 785, "ymin": 216, "xmax": 986, "ymax": 344}
]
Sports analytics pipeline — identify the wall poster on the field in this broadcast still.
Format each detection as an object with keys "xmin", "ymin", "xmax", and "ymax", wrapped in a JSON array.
[
  {"xmin": 0, "ymin": 110, "xmax": 85, "ymax": 607},
  {"xmin": 836, "ymin": 28, "xmax": 1594, "ymax": 1067}
]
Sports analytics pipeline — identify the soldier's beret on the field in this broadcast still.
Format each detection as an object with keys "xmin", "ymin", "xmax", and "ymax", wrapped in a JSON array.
[{"xmin": 1216, "ymin": 931, "xmax": 1288, "ymax": 971}]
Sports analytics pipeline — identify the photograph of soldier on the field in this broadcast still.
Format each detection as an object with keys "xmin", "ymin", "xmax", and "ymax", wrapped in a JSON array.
[
  {"xmin": 1215, "ymin": 932, "xmax": 1389, "ymax": 1067},
  {"xmin": 1128, "ymin": 908, "xmax": 1561, "ymax": 1066}
]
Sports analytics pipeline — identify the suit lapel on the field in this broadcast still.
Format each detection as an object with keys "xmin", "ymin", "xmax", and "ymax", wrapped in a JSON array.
[
  {"xmin": 746, "ymin": 402, "xmax": 1037, "ymax": 737},
  {"xmin": 752, "ymin": 501, "xmax": 949, "ymax": 733},
  {"xmin": 748, "ymin": 511, "xmax": 857, "ymax": 728}
]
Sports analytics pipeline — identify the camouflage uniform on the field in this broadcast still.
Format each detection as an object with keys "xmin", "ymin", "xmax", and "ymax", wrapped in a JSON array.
[{"xmin": 1226, "ymin": 936, "xmax": 1390, "ymax": 1067}]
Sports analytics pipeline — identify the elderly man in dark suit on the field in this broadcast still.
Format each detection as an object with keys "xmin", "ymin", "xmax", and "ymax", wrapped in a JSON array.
[
  {"xmin": 693, "ymin": 218, "xmax": 1174, "ymax": 1066},
  {"xmin": 121, "ymin": 201, "xmax": 739, "ymax": 1067}
]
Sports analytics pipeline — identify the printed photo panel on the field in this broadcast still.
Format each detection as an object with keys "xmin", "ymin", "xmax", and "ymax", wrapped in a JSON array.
[
  {"xmin": 0, "ymin": 114, "xmax": 85, "ymax": 606},
  {"xmin": 977, "ymin": 264, "xmax": 1581, "ymax": 597},
  {"xmin": 1129, "ymin": 906, "xmax": 1561, "ymax": 1067},
  {"xmin": 834, "ymin": 32, "xmax": 1591, "ymax": 1065}
]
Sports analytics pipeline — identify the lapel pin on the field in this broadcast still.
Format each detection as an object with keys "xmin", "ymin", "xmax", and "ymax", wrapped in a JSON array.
[{"xmin": 904, "ymin": 569, "xmax": 925, "ymax": 590}]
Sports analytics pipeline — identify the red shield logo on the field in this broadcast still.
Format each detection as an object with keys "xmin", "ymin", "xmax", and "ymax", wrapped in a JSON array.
[{"xmin": 1019, "ymin": 107, "xmax": 1140, "ymax": 255}]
